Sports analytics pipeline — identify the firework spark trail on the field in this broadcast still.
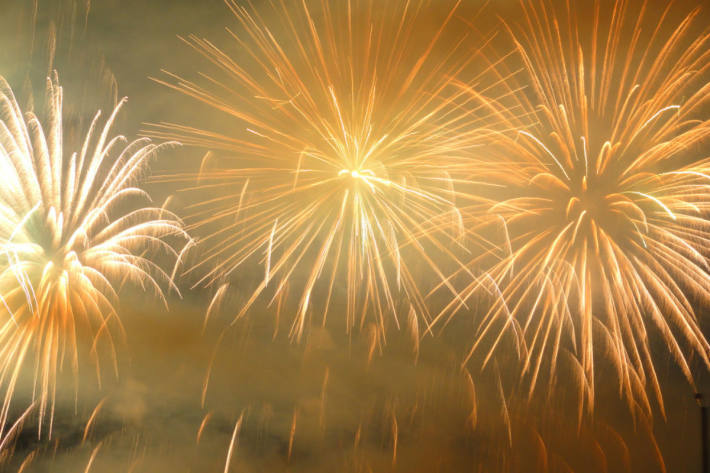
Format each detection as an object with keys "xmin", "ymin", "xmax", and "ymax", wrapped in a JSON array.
[
  {"xmin": 450, "ymin": 0, "xmax": 710, "ymax": 415},
  {"xmin": 0, "ymin": 74, "xmax": 189, "ymax": 437},
  {"xmin": 149, "ymin": 0, "xmax": 515, "ymax": 338},
  {"xmin": 224, "ymin": 411, "xmax": 244, "ymax": 473}
]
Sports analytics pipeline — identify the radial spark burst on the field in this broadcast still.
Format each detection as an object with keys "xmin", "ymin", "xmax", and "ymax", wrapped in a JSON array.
[
  {"xmin": 151, "ymin": 0, "xmax": 504, "ymax": 338},
  {"xmin": 0, "ymin": 75, "xmax": 188, "ymax": 435},
  {"xmin": 452, "ymin": 0, "xmax": 710, "ymax": 414}
]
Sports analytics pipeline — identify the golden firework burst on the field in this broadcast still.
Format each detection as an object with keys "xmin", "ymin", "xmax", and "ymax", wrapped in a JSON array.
[
  {"xmin": 449, "ymin": 0, "xmax": 710, "ymax": 415},
  {"xmin": 150, "ymin": 0, "xmax": 508, "ymax": 339},
  {"xmin": 0, "ymin": 74, "xmax": 189, "ymax": 436}
]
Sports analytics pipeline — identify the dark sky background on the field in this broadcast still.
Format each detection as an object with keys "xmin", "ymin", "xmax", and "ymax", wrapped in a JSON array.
[{"xmin": 0, "ymin": 0, "xmax": 709, "ymax": 472}]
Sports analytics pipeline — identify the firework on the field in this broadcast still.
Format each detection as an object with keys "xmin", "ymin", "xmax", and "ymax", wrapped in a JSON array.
[
  {"xmin": 451, "ymin": 0, "xmax": 710, "ymax": 415},
  {"xmin": 0, "ymin": 74, "xmax": 188, "ymax": 436},
  {"xmin": 150, "ymin": 0, "xmax": 507, "ymax": 338}
]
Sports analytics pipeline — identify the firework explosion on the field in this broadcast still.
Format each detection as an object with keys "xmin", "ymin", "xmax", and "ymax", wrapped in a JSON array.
[
  {"xmin": 448, "ymin": 0, "xmax": 710, "ymax": 415},
  {"xmin": 150, "ymin": 0, "xmax": 507, "ymax": 339},
  {"xmin": 0, "ymin": 74, "xmax": 188, "ymax": 436},
  {"xmin": 0, "ymin": 0, "xmax": 709, "ymax": 470}
]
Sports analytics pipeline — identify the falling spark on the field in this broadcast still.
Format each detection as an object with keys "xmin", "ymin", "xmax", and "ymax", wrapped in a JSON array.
[
  {"xmin": 319, "ymin": 366, "xmax": 329, "ymax": 430},
  {"xmin": 83, "ymin": 442, "xmax": 103, "ymax": 473},
  {"xmin": 288, "ymin": 408, "xmax": 298, "ymax": 463},
  {"xmin": 0, "ymin": 402, "xmax": 35, "ymax": 454},
  {"xmin": 463, "ymin": 368, "xmax": 478, "ymax": 429},
  {"xmin": 391, "ymin": 410, "xmax": 399, "ymax": 466},
  {"xmin": 203, "ymin": 283, "xmax": 229, "ymax": 333},
  {"xmin": 224, "ymin": 411, "xmax": 244, "ymax": 473},
  {"xmin": 17, "ymin": 450, "xmax": 36, "ymax": 473},
  {"xmin": 82, "ymin": 396, "xmax": 107, "ymax": 444},
  {"xmin": 196, "ymin": 411, "xmax": 212, "ymax": 445}
]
